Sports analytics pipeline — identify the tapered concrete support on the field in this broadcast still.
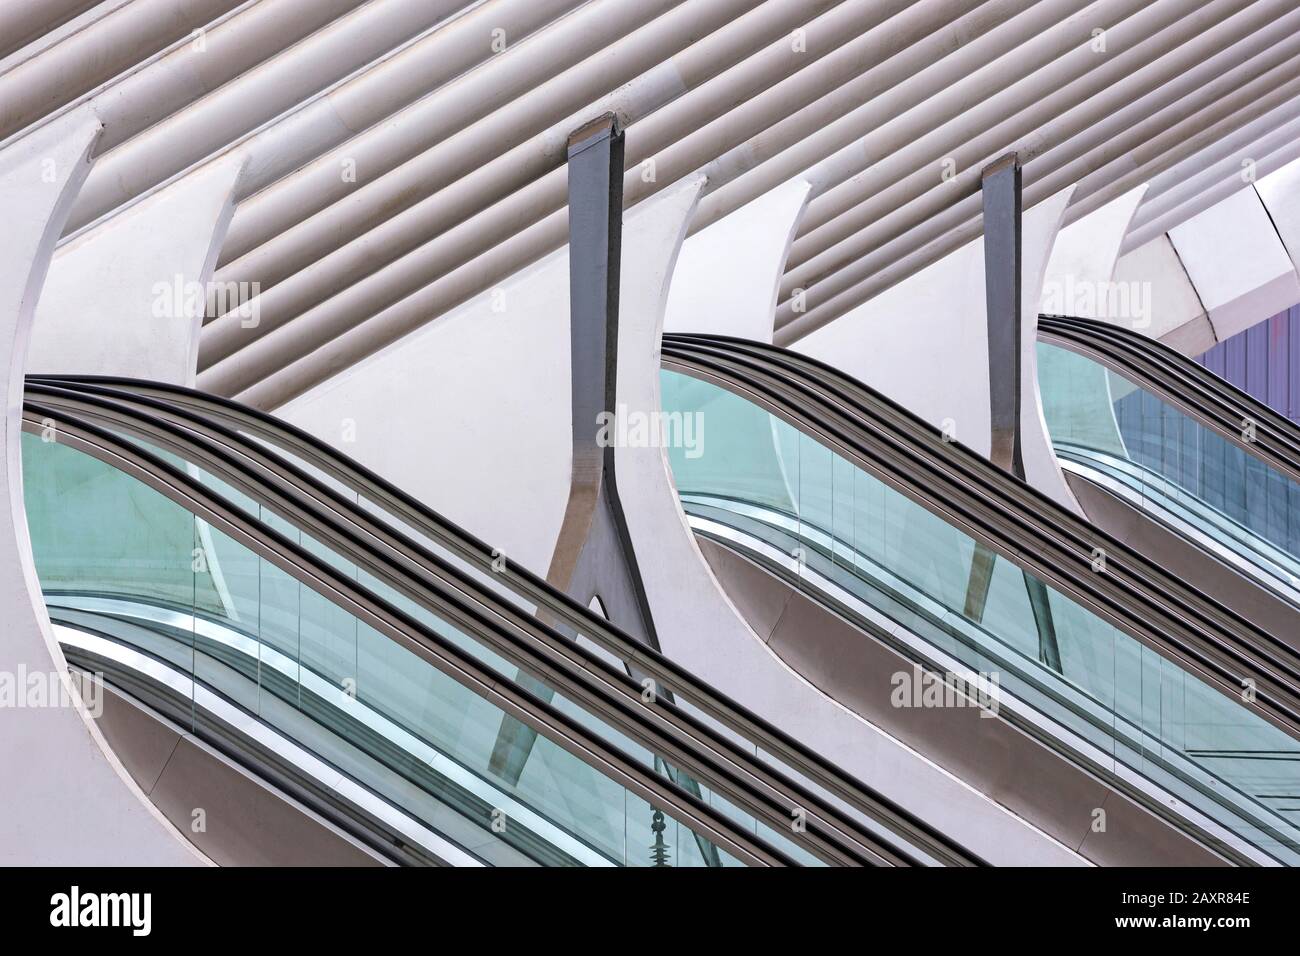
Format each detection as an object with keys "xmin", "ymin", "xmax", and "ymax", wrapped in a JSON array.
[
  {"xmin": 0, "ymin": 110, "xmax": 201, "ymax": 865},
  {"xmin": 29, "ymin": 155, "xmax": 245, "ymax": 384},
  {"xmin": 793, "ymin": 186, "xmax": 1081, "ymax": 513},
  {"xmin": 664, "ymin": 178, "xmax": 811, "ymax": 342},
  {"xmin": 612, "ymin": 183, "xmax": 1083, "ymax": 867}
]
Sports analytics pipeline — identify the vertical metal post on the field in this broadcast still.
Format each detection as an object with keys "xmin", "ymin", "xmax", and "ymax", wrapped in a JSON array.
[
  {"xmin": 566, "ymin": 113, "xmax": 623, "ymax": 499},
  {"xmin": 545, "ymin": 112, "xmax": 658, "ymax": 650},
  {"xmin": 488, "ymin": 114, "xmax": 667, "ymax": 787},
  {"xmin": 967, "ymin": 153, "xmax": 1061, "ymax": 671},
  {"xmin": 982, "ymin": 152, "xmax": 1024, "ymax": 478}
]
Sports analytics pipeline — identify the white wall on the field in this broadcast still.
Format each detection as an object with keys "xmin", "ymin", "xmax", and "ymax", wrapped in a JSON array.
[{"xmin": 664, "ymin": 179, "xmax": 810, "ymax": 342}]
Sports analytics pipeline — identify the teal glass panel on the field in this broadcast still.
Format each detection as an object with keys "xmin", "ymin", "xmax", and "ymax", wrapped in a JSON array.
[
  {"xmin": 661, "ymin": 367, "xmax": 1300, "ymax": 863},
  {"xmin": 24, "ymin": 431, "xmax": 781, "ymax": 867},
  {"xmin": 1038, "ymin": 341, "xmax": 1300, "ymax": 601}
]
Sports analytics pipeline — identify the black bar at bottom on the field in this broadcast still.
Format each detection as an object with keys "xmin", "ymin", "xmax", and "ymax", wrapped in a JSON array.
[{"xmin": 0, "ymin": 866, "xmax": 1287, "ymax": 942}]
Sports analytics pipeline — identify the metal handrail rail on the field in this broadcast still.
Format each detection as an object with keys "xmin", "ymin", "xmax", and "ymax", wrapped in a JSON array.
[
  {"xmin": 28, "ymin": 372, "xmax": 977, "ymax": 867},
  {"xmin": 23, "ymin": 400, "xmax": 803, "ymax": 868}
]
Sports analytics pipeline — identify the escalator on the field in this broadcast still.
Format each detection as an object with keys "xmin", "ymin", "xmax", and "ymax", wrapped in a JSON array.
[
  {"xmin": 1038, "ymin": 315, "xmax": 1300, "ymax": 622},
  {"xmin": 659, "ymin": 333, "xmax": 1300, "ymax": 867},
  {"xmin": 23, "ymin": 375, "xmax": 976, "ymax": 868}
]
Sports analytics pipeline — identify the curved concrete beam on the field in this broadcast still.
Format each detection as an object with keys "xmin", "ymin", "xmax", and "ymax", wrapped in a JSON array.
[
  {"xmin": 29, "ymin": 154, "xmax": 246, "ymax": 384},
  {"xmin": 1041, "ymin": 185, "xmax": 1148, "ymax": 310},
  {"xmin": 615, "ymin": 181, "xmax": 1082, "ymax": 865},
  {"xmin": 663, "ymin": 176, "xmax": 810, "ymax": 512},
  {"xmin": 1019, "ymin": 187, "xmax": 1083, "ymax": 511},
  {"xmin": 0, "ymin": 109, "xmax": 201, "ymax": 865},
  {"xmin": 664, "ymin": 178, "xmax": 811, "ymax": 342},
  {"xmin": 1255, "ymin": 155, "xmax": 1300, "ymax": 280},
  {"xmin": 792, "ymin": 185, "xmax": 1081, "ymax": 512},
  {"xmin": 1034, "ymin": 187, "xmax": 1150, "ymax": 488}
]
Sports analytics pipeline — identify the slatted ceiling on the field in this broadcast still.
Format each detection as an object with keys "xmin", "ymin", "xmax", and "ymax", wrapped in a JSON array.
[
  {"xmin": 0, "ymin": 0, "xmax": 101, "ymax": 61},
  {"xmin": 5, "ymin": 0, "xmax": 1298, "ymax": 406}
]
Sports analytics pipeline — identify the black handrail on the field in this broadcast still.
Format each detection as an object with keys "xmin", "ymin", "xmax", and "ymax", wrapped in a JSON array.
[
  {"xmin": 1038, "ymin": 313, "xmax": 1300, "ymax": 486},
  {"xmin": 25, "ymin": 398, "xmax": 806, "ymax": 868},
  {"xmin": 27, "ymin": 375, "xmax": 978, "ymax": 866}
]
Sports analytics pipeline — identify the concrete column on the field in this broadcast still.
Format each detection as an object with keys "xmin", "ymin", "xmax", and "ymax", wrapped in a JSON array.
[{"xmin": 0, "ymin": 108, "xmax": 200, "ymax": 865}]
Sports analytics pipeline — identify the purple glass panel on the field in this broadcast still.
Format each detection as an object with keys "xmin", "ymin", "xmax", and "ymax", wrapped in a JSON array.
[{"xmin": 1198, "ymin": 304, "xmax": 1300, "ymax": 424}]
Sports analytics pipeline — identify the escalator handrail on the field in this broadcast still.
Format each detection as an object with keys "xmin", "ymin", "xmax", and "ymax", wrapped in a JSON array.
[
  {"xmin": 23, "ymin": 399, "xmax": 805, "ymax": 868},
  {"xmin": 659, "ymin": 335, "xmax": 1300, "ymax": 748},
  {"xmin": 26, "ymin": 383, "xmax": 902, "ymax": 868},
  {"xmin": 27, "ymin": 373, "xmax": 978, "ymax": 867},
  {"xmin": 681, "ymin": 495, "xmax": 1283, "ymax": 866},
  {"xmin": 1038, "ymin": 313, "xmax": 1300, "ymax": 487}
]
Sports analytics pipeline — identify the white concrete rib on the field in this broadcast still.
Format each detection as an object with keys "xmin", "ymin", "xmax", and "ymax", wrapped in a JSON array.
[
  {"xmin": 775, "ymin": 0, "xmax": 1300, "ymax": 341},
  {"xmin": 0, "ymin": 0, "xmax": 250, "ymax": 143},
  {"xmin": 1, "ymin": 0, "xmax": 1292, "ymax": 402},
  {"xmin": 0, "ymin": 0, "xmax": 102, "ymax": 61},
  {"xmin": 200, "ymin": 0, "xmax": 873, "ymax": 361}
]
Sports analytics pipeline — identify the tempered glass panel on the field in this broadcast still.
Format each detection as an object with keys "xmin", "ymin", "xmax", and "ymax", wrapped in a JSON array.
[
  {"xmin": 154, "ymin": 407, "xmax": 894, "ymax": 857},
  {"xmin": 1038, "ymin": 341, "xmax": 1300, "ymax": 600},
  {"xmin": 661, "ymin": 367, "xmax": 1300, "ymax": 863},
  {"xmin": 24, "ymin": 431, "xmax": 772, "ymax": 867}
]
